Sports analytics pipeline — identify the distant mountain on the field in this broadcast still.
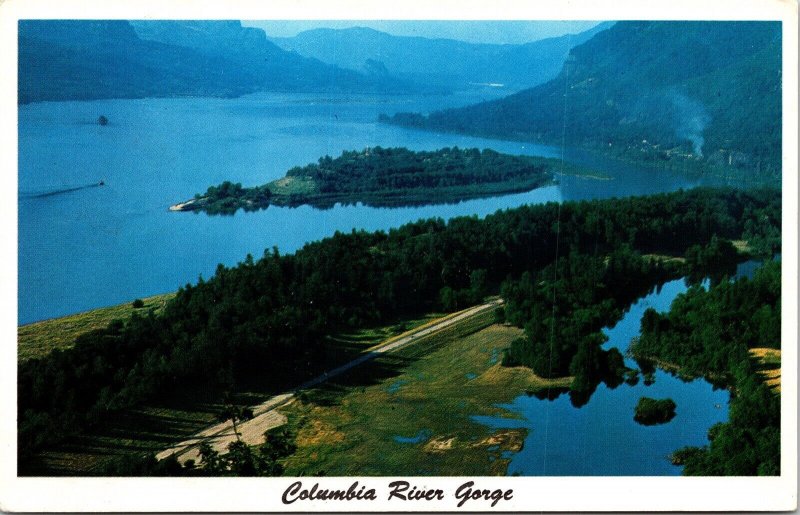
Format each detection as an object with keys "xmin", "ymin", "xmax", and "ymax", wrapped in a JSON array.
[
  {"xmin": 129, "ymin": 21, "xmax": 420, "ymax": 94},
  {"xmin": 18, "ymin": 20, "xmax": 421, "ymax": 104},
  {"xmin": 387, "ymin": 21, "xmax": 782, "ymax": 177},
  {"xmin": 19, "ymin": 20, "xmax": 253, "ymax": 103},
  {"xmin": 270, "ymin": 23, "xmax": 613, "ymax": 92}
]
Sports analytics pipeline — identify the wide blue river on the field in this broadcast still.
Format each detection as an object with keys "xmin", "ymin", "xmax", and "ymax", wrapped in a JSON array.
[{"xmin": 19, "ymin": 92, "xmax": 727, "ymax": 324}]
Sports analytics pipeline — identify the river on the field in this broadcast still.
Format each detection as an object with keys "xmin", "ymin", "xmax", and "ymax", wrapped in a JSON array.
[{"xmin": 19, "ymin": 92, "xmax": 730, "ymax": 324}]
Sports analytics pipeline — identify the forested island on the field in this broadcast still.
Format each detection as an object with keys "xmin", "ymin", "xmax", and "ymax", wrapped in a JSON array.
[
  {"xmin": 634, "ymin": 397, "xmax": 677, "ymax": 425},
  {"xmin": 170, "ymin": 147, "xmax": 589, "ymax": 214},
  {"xmin": 20, "ymin": 187, "xmax": 780, "ymax": 476}
]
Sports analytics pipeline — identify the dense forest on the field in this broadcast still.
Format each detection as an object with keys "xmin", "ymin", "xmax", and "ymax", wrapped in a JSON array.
[
  {"xmin": 179, "ymin": 147, "xmax": 569, "ymax": 214},
  {"xmin": 632, "ymin": 261, "xmax": 781, "ymax": 475},
  {"xmin": 19, "ymin": 187, "xmax": 780, "ymax": 473},
  {"xmin": 386, "ymin": 21, "xmax": 782, "ymax": 180},
  {"xmin": 500, "ymin": 248, "xmax": 676, "ymax": 400}
]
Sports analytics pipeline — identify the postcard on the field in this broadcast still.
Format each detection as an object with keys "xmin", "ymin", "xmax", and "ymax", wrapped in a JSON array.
[{"xmin": 0, "ymin": 0, "xmax": 797, "ymax": 511}]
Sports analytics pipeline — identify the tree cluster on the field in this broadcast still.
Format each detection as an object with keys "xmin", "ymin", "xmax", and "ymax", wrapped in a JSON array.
[
  {"xmin": 634, "ymin": 397, "xmax": 677, "ymax": 425},
  {"xmin": 500, "ymin": 247, "xmax": 674, "ymax": 385},
  {"xmin": 288, "ymin": 147, "xmax": 551, "ymax": 194},
  {"xmin": 96, "ymin": 426, "xmax": 296, "ymax": 476},
  {"xmin": 198, "ymin": 181, "xmax": 272, "ymax": 215}
]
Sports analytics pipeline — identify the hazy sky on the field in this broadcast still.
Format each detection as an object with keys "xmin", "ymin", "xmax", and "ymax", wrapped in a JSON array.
[{"xmin": 242, "ymin": 20, "xmax": 603, "ymax": 45}]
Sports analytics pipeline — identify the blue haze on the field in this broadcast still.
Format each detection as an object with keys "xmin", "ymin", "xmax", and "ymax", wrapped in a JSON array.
[{"xmin": 244, "ymin": 20, "xmax": 603, "ymax": 45}]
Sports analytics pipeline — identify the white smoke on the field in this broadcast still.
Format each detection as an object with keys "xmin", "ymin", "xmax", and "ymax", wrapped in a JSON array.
[{"xmin": 668, "ymin": 91, "xmax": 710, "ymax": 156}]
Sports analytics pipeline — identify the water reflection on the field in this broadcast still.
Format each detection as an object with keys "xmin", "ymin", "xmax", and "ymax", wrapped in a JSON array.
[{"xmin": 473, "ymin": 274, "xmax": 738, "ymax": 475}]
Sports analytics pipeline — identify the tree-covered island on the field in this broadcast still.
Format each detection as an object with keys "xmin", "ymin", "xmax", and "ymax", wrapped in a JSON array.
[
  {"xmin": 170, "ymin": 147, "xmax": 598, "ymax": 214},
  {"xmin": 634, "ymin": 397, "xmax": 678, "ymax": 425}
]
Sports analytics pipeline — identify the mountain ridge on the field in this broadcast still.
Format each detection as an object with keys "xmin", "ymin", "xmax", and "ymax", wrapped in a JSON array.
[
  {"xmin": 385, "ymin": 21, "xmax": 782, "ymax": 178},
  {"xmin": 269, "ymin": 22, "xmax": 613, "ymax": 92},
  {"xmin": 18, "ymin": 20, "xmax": 426, "ymax": 104}
]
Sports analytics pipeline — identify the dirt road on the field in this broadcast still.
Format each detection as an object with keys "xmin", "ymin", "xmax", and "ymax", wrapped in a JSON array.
[{"xmin": 155, "ymin": 298, "xmax": 503, "ymax": 464}]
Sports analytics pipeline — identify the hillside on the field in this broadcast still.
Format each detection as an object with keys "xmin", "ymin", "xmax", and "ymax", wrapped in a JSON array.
[
  {"xmin": 270, "ymin": 23, "xmax": 612, "ymax": 92},
  {"xmin": 18, "ymin": 20, "xmax": 419, "ymax": 104},
  {"xmin": 130, "ymin": 21, "xmax": 423, "ymax": 94},
  {"xmin": 387, "ymin": 21, "xmax": 782, "ymax": 178},
  {"xmin": 19, "ymin": 20, "xmax": 255, "ymax": 103}
]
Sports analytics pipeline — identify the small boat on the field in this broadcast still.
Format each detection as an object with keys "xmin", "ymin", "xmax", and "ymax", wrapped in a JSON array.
[{"xmin": 98, "ymin": 180, "xmax": 105, "ymax": 186}]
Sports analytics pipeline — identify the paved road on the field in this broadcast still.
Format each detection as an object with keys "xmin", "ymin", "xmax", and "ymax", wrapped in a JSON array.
[{"xmin": 155, "ymin": 298, "xmax": 502, "ymax": 463}]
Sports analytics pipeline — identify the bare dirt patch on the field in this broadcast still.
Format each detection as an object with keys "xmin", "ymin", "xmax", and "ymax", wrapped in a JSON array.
[
  {"xmin": 749, "ymin": 348, "xmax": 781, "ymax": 393},
  {"xmin": 473, "ymin": 429, "xmax": 525, "ymax": 452},
  {"xmin": 424, "ymin": 436, "xmax": 456, "ymax": 454}
]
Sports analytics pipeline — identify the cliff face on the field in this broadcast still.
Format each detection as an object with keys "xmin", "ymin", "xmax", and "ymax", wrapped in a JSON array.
[
  {"xmin": 20, "ymin": 20, "xmax": 140, "ymax": 46},
  {"xmin": 18, "ymin": 20, "xmax": 419, "ymax": 104}
]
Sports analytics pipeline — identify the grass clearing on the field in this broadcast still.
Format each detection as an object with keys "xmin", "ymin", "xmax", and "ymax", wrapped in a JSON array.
[
  {"xmin": 642, "ymin": 253, "xmax": 686, "ymax": 265},
  {"xmin": 731, "ymin": 240, "xmax": 753, "ymax": 254},
  {"xmin": 267, "ymin": 175, "xmax": 318, "ymax": 196},
  {"xmin": 280, "ymin": 321, "xmax": 571, "ymax": 476},
  {"xmin": 331, "ymin": 313, "xmax": 445, "ymax": 350},
  {"xmin": 29, "ymin": 396, "xmax": 225, "ymax": 475},
  {"xmin": 18, "ymin": 293, "xmax": 175, "ymax": 362},
  {"xmin": 640, "ymin": 239, "xmax": 753, "ymax": 267},
  {"xmin": 749, "ymin": 347, "xmax": 781, "ymax": 394}
]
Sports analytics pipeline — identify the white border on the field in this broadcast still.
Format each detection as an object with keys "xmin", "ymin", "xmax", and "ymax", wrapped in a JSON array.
[{"xmin": 0, "ymin": 0, "xmax": 797, "ymax": 512}]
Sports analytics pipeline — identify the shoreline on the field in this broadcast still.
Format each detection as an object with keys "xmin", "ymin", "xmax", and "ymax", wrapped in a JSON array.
[
  {"xmin": 379, "ymin": 119, "xmax": 781, "ymax": 188},
  {"xmin": 168, "ymin": 180, "xmax": 558, "ymax": 213}
]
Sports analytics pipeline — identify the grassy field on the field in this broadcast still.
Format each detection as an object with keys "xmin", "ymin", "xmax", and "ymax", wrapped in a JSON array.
[
  {"xmin": 749, "ymin": 347, "xmax": 781, "ymax": 394},
  {"xmin": 18, "ymin": 293, "xmax": 175, "ymax": 362},
  {"xmin": 266, "ymin": 175, "xmax": 318, "ymax": 197},
  {"xmin": 640, "ymin": 239, "xmax": 752, "ymax": 267},
  {"xmin": 731, "ymin": 239, "xmax": 754, "ymax": 254},
  {"xmin": 279, "ymin": 318, "xmax": 572, "ymax": 476}
]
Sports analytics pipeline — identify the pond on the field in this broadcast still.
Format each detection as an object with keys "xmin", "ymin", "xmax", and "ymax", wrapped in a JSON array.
[{"xmin": 471, "ymin": 265, "xmax": 767, "ymax": 475}]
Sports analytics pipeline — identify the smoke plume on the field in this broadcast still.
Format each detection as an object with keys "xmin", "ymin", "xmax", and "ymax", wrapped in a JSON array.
[{"xmin": 668, "ymin": 91, "xmax": 710, "ymax": 156}]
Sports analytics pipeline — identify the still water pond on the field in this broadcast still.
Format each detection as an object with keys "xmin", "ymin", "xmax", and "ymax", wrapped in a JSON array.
[
  {"xmin": 19, "ymin": 92, "xmax": 730, "ymax": 324},
  {"xmin": 473, "ymin": 261, "xmax": 759, "ymax": 475}
]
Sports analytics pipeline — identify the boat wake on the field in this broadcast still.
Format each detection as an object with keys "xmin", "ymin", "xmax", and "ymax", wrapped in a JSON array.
[{"xmin": 19, "ymin": 181, "xmax": 105, "ymax": 199}]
